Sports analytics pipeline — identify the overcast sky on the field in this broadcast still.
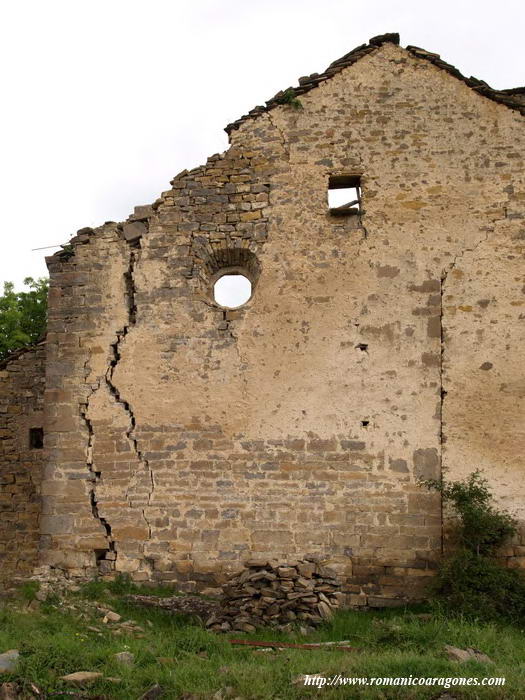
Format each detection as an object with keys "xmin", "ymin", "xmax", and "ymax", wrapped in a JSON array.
[{"xmin": 1, "ymin": 0, "xmax": 523, "ymax": 291}]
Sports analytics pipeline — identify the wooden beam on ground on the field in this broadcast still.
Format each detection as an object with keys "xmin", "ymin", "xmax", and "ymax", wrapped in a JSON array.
[{"xmin": 229, "ymin": 639, "xmax": 359, "ymax": 652}]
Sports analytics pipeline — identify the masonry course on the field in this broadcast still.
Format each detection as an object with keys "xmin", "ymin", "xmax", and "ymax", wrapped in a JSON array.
[
  {"xmin": 0, "ymin": 343, "xmax": 45, "ymax": 580},
  {"xmin": 1, "ymin": 34, "xmax": 524, "ymax": 606}
]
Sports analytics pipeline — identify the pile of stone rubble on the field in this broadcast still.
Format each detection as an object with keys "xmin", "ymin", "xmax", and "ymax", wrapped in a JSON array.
[{"xmin": 206, "ymin": 557, "xmax": 343, "ymax": 633}]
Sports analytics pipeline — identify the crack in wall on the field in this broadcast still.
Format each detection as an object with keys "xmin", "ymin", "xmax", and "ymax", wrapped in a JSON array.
[
  {"xmin": 438, "ymin": 272, "xmax": 447, "ymax": 554},
  {"xmin": 80, "ymin": 379, "xmax": 116, "ymax": 561},
  {"xmin": 267, "ymin": 112, "xmax": 291, "ymax": 162},
  {"xmin": 438, "ymin": 227, "xmax": 493, "ymax": 552},
  {"xmin": 104, "ymin": 243, "xmax": 154, "ymax": 545},
  {"xmin": 79, "ymin": 240, "xmax": 155, "ymax": 574},
  {"xmin": 229, "ymin": 323, "xmax": 250, "ymax": 404}
]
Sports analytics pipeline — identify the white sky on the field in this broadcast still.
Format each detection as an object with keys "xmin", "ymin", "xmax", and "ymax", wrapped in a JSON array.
[
  {"xmin": 1, "ymin": 0, "xmax": 523, "ymax": 291},
  {"xmin": 214, "ymin": 274, "xmax": 252, "ymax": 308}
]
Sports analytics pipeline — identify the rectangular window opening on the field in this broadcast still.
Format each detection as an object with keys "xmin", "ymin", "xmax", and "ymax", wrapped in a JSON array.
[
  {"xmin": 328, "ymin": 175, "xmax": 362, "ymax": 216},
  {"xmin": 29, "ymin": 427, "xmax": 44, "ymax": 450}
]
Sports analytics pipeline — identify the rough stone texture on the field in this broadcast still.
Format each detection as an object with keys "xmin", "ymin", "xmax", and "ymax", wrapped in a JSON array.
[
  {"xmin": 444, "ymin": 645, "xmax": 493, "ymax": 664},
  {"xmin": 206, "ymin": 558, "xmax": 343, "ymax": 632},
  {"xmin": 0, "ymin": 650, "xmax": 19, "ymax": 674},
  {"xmin": 1, "ymin": 36, "xmax": 524, "ymax": 605},
  {"xmin": 114, "ymin": 651, "xmax": 135, "ymax": 666},
  {"xmin": 0, "ymin": 345, "xmax": 46, "ymax": 583},
  {"xmin": 60, "ymin": 671, "xmax": 103, "ymax": 684},
  {"xmin": 126, "ymin": 593, "xmax": 219, "ymax": 621}
]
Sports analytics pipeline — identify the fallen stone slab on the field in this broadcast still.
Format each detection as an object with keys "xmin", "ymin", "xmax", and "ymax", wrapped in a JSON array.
[
  {"xmin": 140, "ymin": 684, "xmax": 164, "ymax": 699},
  {"xmin": 468, "ymin": 648, "xmax": 494, "ymax": 663},
  {"xmin": 0, "ymin": 682, "xmax": 19, "ymax": 700},
  {"xmin": 102, "ymin": 611, "xmax": 121, "ymax": 623},
  {"xmin": 211, "ymin": 688, "xmax": 237, "ymax": 700},
  {"xmin": 60, "ymin": 671, "xmax": 104, "ymax": 683},
  {"xmin": 292, "ymin": 673, "xmax": 324, "ymax": 686},
  {"xmin": 114, "ymin": 651, "xmax": 135, "ymax": 666},
  {"xmin": 444, "ymin": 645, "xmax": 494, "ymax": 664},
  {"xmin": 0, "ymin": 651, "xmax": 19, "ymax": 674},
  {"xmin": 444, "ymin": 645, "xmax": 471, "ymax": 663}
]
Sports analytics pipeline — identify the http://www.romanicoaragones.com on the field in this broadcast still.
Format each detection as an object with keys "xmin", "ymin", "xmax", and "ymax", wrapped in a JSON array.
[{"xmin": 302, "ymin": 674, "xmax": 505, "ymax": 689}]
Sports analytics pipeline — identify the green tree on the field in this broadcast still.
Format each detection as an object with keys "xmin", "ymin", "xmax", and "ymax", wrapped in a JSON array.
[{"xmin": 0, "ymin": 277, "xmax": 48, "ymax": 361}]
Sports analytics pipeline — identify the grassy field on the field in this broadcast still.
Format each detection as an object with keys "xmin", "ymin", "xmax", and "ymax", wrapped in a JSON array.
[{"xmin": 0, "ymin": 579, "xmax": 524, "ymax": 699}]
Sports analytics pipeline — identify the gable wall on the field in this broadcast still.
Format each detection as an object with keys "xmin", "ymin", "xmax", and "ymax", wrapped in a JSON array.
[{"xmin": 37, "ymin": 43, "xmax": 525, "ymax": 603}]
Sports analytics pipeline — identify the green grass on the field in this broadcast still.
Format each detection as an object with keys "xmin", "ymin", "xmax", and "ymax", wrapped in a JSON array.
[
  {"xmin": 1, "ymin": 580, "xmax": 524, "ymax": 698},
  {"xmin": 79, "ymin": 574, "xmax": 182, "ymax": 601}
]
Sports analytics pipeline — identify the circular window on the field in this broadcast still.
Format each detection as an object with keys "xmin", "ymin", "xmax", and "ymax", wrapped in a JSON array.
[{"xmin": 213, "ymin": 274, "xmax": 252, "ymax": 308}]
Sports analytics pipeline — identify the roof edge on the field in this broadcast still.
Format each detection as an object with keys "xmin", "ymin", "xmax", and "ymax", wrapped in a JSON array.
[
  {"xmin": 225, "ymin": 33, "xmax": 525, "ymax": 135},
  {"xmin": 405, "ymin": 45, "xmax": 525, "ymax": 114},
  {"xmin": 225, "ymin": 33, "xmax": 399, "ymax": 135}
]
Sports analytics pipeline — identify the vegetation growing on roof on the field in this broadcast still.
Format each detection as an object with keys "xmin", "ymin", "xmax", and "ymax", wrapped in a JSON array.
[
  {"xmin": 275, "ymin": 88, "xmax": 303, "ymax": 110},
  {"xmin": 225, "ymin": 33, "xmax": 525, "ymax": 135},
  {"xmin": 58, "ymin": 243, "xmax": 75, "ymax": 260}
]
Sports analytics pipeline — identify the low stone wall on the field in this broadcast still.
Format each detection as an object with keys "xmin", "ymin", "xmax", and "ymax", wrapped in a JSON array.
[{"xmin": 0, "ymin": 344, "xmax": 46, "ymax": 585}]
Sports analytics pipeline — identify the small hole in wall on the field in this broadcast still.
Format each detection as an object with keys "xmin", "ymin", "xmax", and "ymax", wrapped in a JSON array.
[
  {"xmin": 361, "ymin": 420, "xmax": 370, "ymax": 428},
  {"xmin": 94, "ymin": 549, "xmax": 108, "ymax": 562},
  {"xmin": 29, "ymin": 427, "xmax": 44, "ymax": 449},
  {"xmin": 214, "ymin": 274, "xmax": 252, "ymax": 308}
]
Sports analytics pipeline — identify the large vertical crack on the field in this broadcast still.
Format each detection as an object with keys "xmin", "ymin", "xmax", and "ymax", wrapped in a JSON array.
[
  {"xmin": 438, "ymin": 227, "xmax": 493, "ymax": 553},
  {"xmin": 104, "ymin": 243, "xmax": 154, "ymax": 543},
  {"xmin": 80, "ymin": 239, "xmax": 154, "ymax": 575},
  {"xmin": 438, "ymin": 271, "xmax": 447, "ymax": 555},
  {"xmin": 80, "ymin": 378, "xmax": 116, "ymax": 566}
]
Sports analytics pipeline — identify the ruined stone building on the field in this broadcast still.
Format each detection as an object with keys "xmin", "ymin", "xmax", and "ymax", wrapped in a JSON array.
[{"xmin": 1, "ymin": 33, "xmax": 524, "ymax": 605}]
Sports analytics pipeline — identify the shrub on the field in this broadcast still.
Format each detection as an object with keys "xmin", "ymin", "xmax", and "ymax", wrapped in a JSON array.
[
  {"xmin": 433, "ymin": 549, "xmax": 525, "ymax": 622},
  {"xmin": 422, "ymin": 470, "xmax": 517, "ymax": 556},
  {"xmin": 420, "ymin": 470, "xmax": 525, "ymax": 623},
  {"xmin": 275, "ymin": 88, "xmax": 303, "ymax": 110}
]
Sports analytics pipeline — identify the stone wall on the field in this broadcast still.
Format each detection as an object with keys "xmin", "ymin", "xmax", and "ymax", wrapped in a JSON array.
[
  {"xmin": 0, "ymin": 344, "xmax": 46, "ymax": 583},
  {"xmin": 37, "ymin": 40, "xmax": 525, "ymax": 604}
]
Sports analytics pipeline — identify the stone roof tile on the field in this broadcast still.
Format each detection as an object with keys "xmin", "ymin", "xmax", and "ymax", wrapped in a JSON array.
[{"xmin": 225, "ymin": 32, "xmax": 525, "ymax": 135}]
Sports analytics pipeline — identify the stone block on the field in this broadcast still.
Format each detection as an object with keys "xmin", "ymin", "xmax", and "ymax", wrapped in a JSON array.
[{"xmin": 123, "ymin": 221, "xmax": 147, "ymax": 242}]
